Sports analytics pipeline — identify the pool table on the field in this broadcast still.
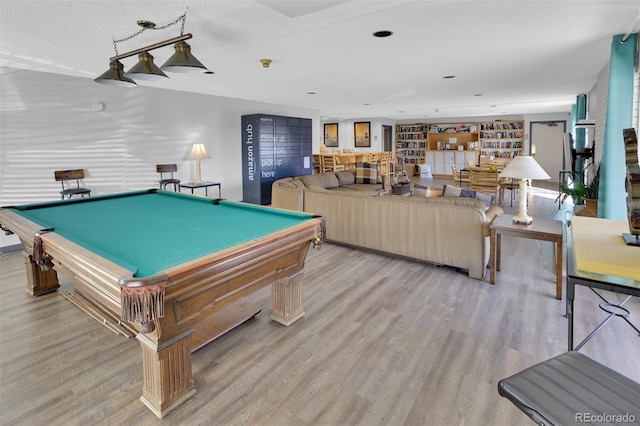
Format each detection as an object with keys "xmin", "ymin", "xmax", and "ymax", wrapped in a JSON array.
[{"xmin": 0, "ymin": 189, "xmax": 325, "ymax": 418}]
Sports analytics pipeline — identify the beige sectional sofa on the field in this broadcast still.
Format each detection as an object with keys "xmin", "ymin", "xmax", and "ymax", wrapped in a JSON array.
[{"xmin": 272, "ymin": 171, "xmax": 503, "ymax": 280}]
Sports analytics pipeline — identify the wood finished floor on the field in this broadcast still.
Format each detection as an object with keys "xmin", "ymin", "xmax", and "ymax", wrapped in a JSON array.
[{"xmin": 1, "ymin": 179, "xmax": 639, "ymax": 426}]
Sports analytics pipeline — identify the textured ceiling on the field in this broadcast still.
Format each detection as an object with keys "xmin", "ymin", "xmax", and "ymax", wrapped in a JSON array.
[{"xmin": 1, "ymin": 0, "xmax": 639, "ymax": 120}]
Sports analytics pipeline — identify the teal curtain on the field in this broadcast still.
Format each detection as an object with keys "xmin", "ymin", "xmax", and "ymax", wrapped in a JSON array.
[{"xmin": 599, "ymin": 33, "xmax": 637, "ymax": 219}]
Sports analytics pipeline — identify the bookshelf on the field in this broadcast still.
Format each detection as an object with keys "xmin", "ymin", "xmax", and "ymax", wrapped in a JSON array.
[
  {"xmin": 425, "ymin": 122, "xmax": 479, "ymax": 176},
  {"xmin": 479, "ymin": 120, "xmax": 525, "ymax": 163},
  {"xmin": 395, "ymin": 123, "xmax": 429, "ymax": 173},
  {"xmin": 395, "ymin": 121, "xmax": 526, "ymax": 176}
]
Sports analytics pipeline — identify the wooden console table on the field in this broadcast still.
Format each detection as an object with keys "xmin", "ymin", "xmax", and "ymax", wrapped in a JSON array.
[{"xmin": 489, "ymin": 214, "xmax": 564, "ymax": 299}]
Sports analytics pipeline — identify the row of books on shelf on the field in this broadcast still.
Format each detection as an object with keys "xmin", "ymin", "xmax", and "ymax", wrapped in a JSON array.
[
  {"xmin": 480, "ymin": 150, "xmax": 521, "ymax": 158},
  {"xmin": 397, "ymin": 150, "xmax": 425, "ymax": 157},
  {"xmin": 396, "ymin": 133, "xmax": 427, "ymax": 140},
  {"xmin": 396, "ymin": 125, "xmax": 429, "ymax": 133},
  {"xmin": 482, "ymin": 141, "xmax": 523, "ymax": 149},
  {"xmin": 398, "ymin": 158, "xmax": 423, "ymax": 164},
  {"xmin": 480, "ymin": 122, "xmax": 523, "ymax": 130},
  {"xmin": 429, "ymin": 124, "xmax": 478, "ymax": 133},
  {"xmin": 397, "ymin": 142, "xmax": 426, "ymax": 148},
  {"xmin": 480, "ymin": 131, "xmax": 523, "ymax": 139}
]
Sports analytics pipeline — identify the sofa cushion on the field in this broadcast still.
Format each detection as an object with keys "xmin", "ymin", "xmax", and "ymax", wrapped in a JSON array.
[
  {"xmin": 299, "ymin": 172, "xmax": 339, "ymax": 189},
  {"xmin": 335, "ymin": 170, "xmax": 356, "ymax": 186},
  {"xmin": 355, "ymin": 162, "xmax": 379, "ymax": 184},
  {"xmin": 443, "ymin": 184, "xmax": 495, "ymax": 206},
  {"xmin": 424, "ymin": 196, "xmax": 486, "ymax": 209},
  {"xmin": 339, "ymin": 183, "xmax": 383, "ymax": 193}
]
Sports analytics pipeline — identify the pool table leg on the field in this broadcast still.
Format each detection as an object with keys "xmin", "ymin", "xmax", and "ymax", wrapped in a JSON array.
[
  {"xmin": 23, "ymin": 252, "xmax": 59, "ymax": 296},
  {"xmin": 270, "ymin": 270, "xmax": 305, "ymax": 326},
  {"xmin": 137, "ymin": 329, "xmax": 197, "ymax": 419}
]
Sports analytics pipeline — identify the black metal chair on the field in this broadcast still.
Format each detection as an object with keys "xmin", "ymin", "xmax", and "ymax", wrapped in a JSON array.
[
  {"xmin": 157, "ymin": 164, "xmax": 180, "ymax": 191},
  {"xmin": 54, "ymin": 169, "xmax": 91, "ymax": 200},
  {"xmin": 498, "ymin": 351, "xmax": 640, "ymax": 426}
]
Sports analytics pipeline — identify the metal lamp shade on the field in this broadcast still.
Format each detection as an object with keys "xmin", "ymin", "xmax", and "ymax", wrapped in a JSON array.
[
  {"xmin": 94, "ymin": 60, "xmax": 137, "ymax": 87},
  {"xmin": 126, "ymin": 52, "xmax": 169, "ymax": 80},
  {"xmin": 161, "ymin": 41, "xmax": 209, "ymax": 73}
]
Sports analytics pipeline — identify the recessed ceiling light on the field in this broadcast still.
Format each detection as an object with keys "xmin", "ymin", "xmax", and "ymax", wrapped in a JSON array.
[
  {"xmin": 373, "ymin": 30, "xmax": 393, "ymax": 38},
  {"xmin": 490, "ymin": 105, "xmax": 497, "ymax": 108},
  {"xmin": 443, "ymin": 75, "xmax": 456, "ymax": 79},
  {"xmin": 473, "ymin": 93, "xmax": 482, "ymax": 96},
  {"xmin": 307, "ymin": 91, "xmax": 316, "ymax": 95},
  {"xmin": 364, "ymin": 103, "xmax": 370, "ymax": 105}
]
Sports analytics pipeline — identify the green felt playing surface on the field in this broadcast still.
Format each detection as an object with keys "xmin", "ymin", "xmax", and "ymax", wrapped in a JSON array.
[{"xmin": 14, "ymin": 190, "xmax": 314, "ymax": 277}]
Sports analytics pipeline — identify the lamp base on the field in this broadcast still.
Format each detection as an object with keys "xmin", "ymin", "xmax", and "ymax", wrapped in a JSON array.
[
  {"xmin": 190, "ymin": 179, "xmax": 204, "ymax": 185},
  {"xmin": 512, "ymin": 213, "xmax": 533, "ymax": 225}
]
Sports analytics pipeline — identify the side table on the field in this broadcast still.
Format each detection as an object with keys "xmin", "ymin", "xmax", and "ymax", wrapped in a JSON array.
[
  {"xmin": 179, "ymin": 181, "xmax": 222, "ymax": 198},
  {"xmin": 489, "ymin": 214, "xmax": 564, "ymax": 299}
]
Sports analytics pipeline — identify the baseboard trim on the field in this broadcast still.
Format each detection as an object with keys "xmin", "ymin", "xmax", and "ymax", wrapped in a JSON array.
[{"xmin": 0, "ymin": 244, "xmax": 22, "ymax": 254}]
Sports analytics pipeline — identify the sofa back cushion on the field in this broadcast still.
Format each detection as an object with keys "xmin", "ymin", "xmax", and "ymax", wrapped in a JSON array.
[
  {"xmin": 335, "ymin": 170, "xmax": 356, "ymax": 186},
  {"xmin": 298, "ymin": 172, "xmax": 339, "ymax": 189},
  {"xmin": 355, "ymin": 162, "xmax": 380, "ymax": 184}
]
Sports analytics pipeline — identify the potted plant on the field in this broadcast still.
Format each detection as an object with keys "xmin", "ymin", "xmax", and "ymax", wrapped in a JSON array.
[{"xmin": 558, "ymin": 162, "xmax": 601, "ymax": 215}]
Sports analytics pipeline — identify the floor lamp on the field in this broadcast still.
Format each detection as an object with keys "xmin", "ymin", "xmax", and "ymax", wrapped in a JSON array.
[
  {"xmin": 499, "ymin": 156, "xmax": 550, "ymax": 224},
  {"xmin": 188, "ymin": 143, "xmax": 210, "ymax": 185}
]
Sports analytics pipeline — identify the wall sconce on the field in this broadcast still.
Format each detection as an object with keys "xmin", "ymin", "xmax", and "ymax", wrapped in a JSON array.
[{"xmin": 95, "ymin": 12, "xmax": 211, "ymax": 87}]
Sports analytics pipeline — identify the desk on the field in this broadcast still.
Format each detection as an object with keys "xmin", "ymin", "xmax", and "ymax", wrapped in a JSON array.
[
  {"xmin": 0, "ymin": 190, "xmax": 324, "ymax": 418},
  {"xmin": 490, "ymin": 214, "xmax": 564, "ymax": 299},
  {"xmin": 179, "ymin": 181, "xmax": 221, "ymax": 198},
  {"xmin": 566, "ymin": 216, "xmax": 640, "ymax": 351}
]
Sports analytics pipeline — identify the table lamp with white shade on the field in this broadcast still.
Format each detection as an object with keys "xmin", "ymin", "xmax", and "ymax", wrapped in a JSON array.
[
  {"xmin": 187, "ymin": 143, "xmax": 211, "ymax": 185},
  {"xmin": 499, "ymin": 156, "xmax": 550, "ymax": 225}
]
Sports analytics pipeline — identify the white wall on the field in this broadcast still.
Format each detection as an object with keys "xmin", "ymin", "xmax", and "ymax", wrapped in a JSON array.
[
  {"xmin": 319, "ymin": 117, "xmax": 396, "ymax": 152},
  {"xmin": 0, "ymin": 67, "xmax": 320, "ymax": 248}
]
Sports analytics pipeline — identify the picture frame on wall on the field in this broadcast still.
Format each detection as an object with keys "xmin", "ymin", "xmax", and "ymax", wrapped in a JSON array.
[
  {"xmin": 324, "ymin": 123, "xmax": 339, "ymax": 147},
  {"xmin": 354, "ymin": 121, "xmax": 371, "ymax": 147}
]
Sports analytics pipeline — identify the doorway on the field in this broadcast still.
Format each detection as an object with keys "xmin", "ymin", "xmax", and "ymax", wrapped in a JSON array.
[
  {"xmin": 530, "ymin": 121, "xmax": 566, "ymax": 183},
  {"xmin": 383, "ymin": 125, "xmax": 393, "ymax": 151}
]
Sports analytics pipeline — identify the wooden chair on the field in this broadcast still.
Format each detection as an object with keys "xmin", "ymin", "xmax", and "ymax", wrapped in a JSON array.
[
  {"xmin": 338, "ymin": 154, "xmax": 357, "ymax": 170},
  {"xmin": 469, "ymin": 167, "xmax": 500, "ymax": 200},
  {"xmin": 389, "ymin": 151, "xmax": 396, "ymax": 175},
  {"xmin": 378, "ymin": 151, "xmax": 391, "ymax": 182},
  {"xmin": 451, "ymin": 164, "xmax": 470, "ymax": 187},
  {"xmin": 321, "ymin": 155, "xmax": 345, "ymax": 172},
  {"xmin": 54, "ymin": 169, "xmax": 91, "ymax": 200},
  {"xmin": 157, "ymin": 164, "xmax": 181, "ymax": 191},
  {"xmin": 361, "ymin": 153, "xmax": 374, "ymax": 163},
  {"xmin": 312, "ymin": 154, "xmax": 323, "ymax": 174}
]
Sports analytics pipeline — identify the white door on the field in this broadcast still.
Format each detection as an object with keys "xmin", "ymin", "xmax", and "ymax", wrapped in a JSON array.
[{"xmin": 530, "ymin": 121, "xmax": 566, "ymax": 183}]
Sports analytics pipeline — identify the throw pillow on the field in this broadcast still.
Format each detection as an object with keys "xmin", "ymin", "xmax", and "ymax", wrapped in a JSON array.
[
  {"xmin": 355, "ymin": 162, "xmax": 379, "ymax": 184},
  {"xmin": 443, "ymin": 184, "xmax": 495, "ymax": 206},
  {"xmin": 335, "ymin": 170, "xmax": 356, "ymax": 186},
  {"xmin": 474, "ymin": 191, "xmax": 495, "ymax": 207}
]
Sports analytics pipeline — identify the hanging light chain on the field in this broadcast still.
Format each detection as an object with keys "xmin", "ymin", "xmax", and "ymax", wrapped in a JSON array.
[{"xmin": 112, "ymin": 12, "xmax": 187, "ymax": 56}]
